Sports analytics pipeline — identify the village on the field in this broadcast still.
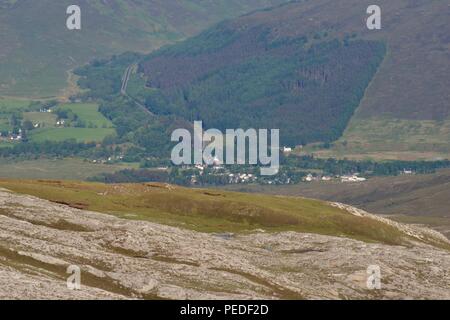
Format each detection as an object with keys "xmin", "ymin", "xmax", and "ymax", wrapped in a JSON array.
[
  {"xmin": 83, "ymin": 144, "xmax": 420, "ymax": 186},
  {"xmin": 166, "ymin": 160, "xmax": 373, "ymax": 186},
  {"xmin": 0, "ymin": 129, "xmax": 23, "ymax": 142}
]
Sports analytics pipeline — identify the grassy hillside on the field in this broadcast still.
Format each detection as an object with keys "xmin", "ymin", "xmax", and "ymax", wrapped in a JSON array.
[
  {"xmin": 1, "ymin": 179, "xmax": 448, "ymax": 249},
  {"xmin": 0, "ymin": 0, "xmax": 287, "ymax": 97},
  {"xmin": 310, "ymin": 118, "xmax": 450, "ymax": 160},
  {"xmin": 226, "ymin": 170, "xmax": 450, "ymax": 217},
  {"xmin": 223, "ymin": 170, "xmax": 450, "ymax": 238}
]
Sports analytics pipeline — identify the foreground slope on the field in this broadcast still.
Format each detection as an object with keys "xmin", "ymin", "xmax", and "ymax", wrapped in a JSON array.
[
  {"xmin": 1, "ymin": 180, "xmax": 449, "ymax": 248},
  {"xmin": 0, "ymin": 185, "xmax": 449, "ymax": 299},
  {"xmin": 227, "ymin": 170, "xmax": 450, "ymax": 238}
]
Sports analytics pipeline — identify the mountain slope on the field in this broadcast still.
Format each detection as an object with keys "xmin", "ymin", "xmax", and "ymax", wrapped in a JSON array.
[
  {"xmin": 137, "ymin": 8, "xmax": 386, "ymax": 146},
  {"xmin": 278, "ymin": 0, "xmax": 449, "ymax": 158},
  {"xmin": 0, "ymin": 179, "xmax": 449, "ymax": 248},
  {"xmin": 131, "ymin": 0, "xmax": 447, "ymax": 155},
  {"xmin": 0, "ymin": 184, "xmax": 449, "ymax": 299},
  {"xmin": 224, "ymin": 169, "xmax": 450, "ymax": 238},
  {"xmin": 212, "ymin": 0, "xmax": 448, "ymax": 121},
  {"xmin": 0, "ymin": 0, "xmax": 286, "ymax": 97}
]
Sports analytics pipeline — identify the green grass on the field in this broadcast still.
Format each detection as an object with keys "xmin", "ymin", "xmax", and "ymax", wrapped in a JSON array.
[
  {"xmin": 0, "ymin": 97, "xmax": 31, "ymax": 112},
  {"xmin": 0, "ymin": 1, "xmax": 288, "ymax": 97},
  {"xmin": 0, "ymin": 118, "xmax": 11, "ymax": 132},
  {"xmin": 0, "ymin": 158, "xmax": 138, "ymax": 180},
  {"xmin": 29, "ymin": 127, "xmax": 115, "ymax": 143},
  {"xmin": 58, "ymin": 103, "xmax": 114, "ymax": 128},
  {"xmin": 0, "ymin": 97, "xmax": 34, "ymax": 132},
  {"xmin": 23, "ymin": 112, "xmax": 57, "ymax": 126},
  {"xmin": 0, "ymin": 179, "xmax": 442, "ymax": 248},
  {"xmin": 23, "ymin": 103, "xmax": 115, "ymax": 142},
  {"xmin": 0, "ymin": 141, "xmax": 13, "ymax": 148},
  {"xmin": 305, "ymin": 118, "xmax": 450, "ymax": 160}
]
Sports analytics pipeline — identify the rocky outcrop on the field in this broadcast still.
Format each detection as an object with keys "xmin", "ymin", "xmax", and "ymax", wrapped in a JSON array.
[
  {"xmin": 0, "ymin": 188, "xmax": 449, "ymax": 300},
  {"xmin": 330, "ymin": 202, "xmax": 450, "ymax": 246}
]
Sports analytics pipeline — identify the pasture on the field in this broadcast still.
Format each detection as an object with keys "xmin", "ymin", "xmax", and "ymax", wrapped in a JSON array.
[
  {"xmin": 23, "ymin": 112, "xmax": 57, "ymax": 127},
  {"xmin": 0, "ymin": 158, "xmax": 138, "ymax": 180},
  {"xmin": 0, "ymin": 97, "xmax": 31, "ymax": 112},
  {"xmin": 58, "ymin": 103, "xmax": 114, "ymax": 128},
  {"xmin": 29, "ymin": 127, "xmax": 115, "ymax": 143}
]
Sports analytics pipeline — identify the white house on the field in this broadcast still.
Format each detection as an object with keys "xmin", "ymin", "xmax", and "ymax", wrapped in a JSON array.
[
  {"xmin": 341, "ymin": 175, "xmax": 367, "ymax": 183},
  {"xmin": 282, "ymin": 147, "xmax": 293, "ymax": 154}
]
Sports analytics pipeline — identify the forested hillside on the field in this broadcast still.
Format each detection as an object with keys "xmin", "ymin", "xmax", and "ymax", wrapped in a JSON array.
[
  {"xmin": 139, "ymin": 25, "xmax": 385, "ymax": 146},
  {"xmin": 76, "ymin": 8, "xmax": 386, "ymax": 148},
  {"xmin": 37, "ymin": 0, "xmax": 450, "ymax": 158}
]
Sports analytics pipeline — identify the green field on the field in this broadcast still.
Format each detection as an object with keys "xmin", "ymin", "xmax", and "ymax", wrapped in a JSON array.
[
  {"xmin": 0, "ymin": 101, "xmax": 116, "ymax": 143},
  {"xmin": 58, "ymin": 103, "xmax": 114, "ymax": 128},
  {"xmin": 0, "ymin": 141, "xmax": 13, "ymax": 148},
  {"xmin": 0, "ymin": 119, "xmax": 11, "ymax": 132},
  {"xmin": 0, "ymin": 97, "xmax": 31, "ymax": 112},
  {"xmin": 29, "ymin": 127, "xmax": 115, "ymax": 143},
  {"xmin": 26, "ymin": 103, "xmax": 116, "ymax": 142},
  {"xmin": 0, "ymin": 158, "xmax": 138, "ymax": 180},
  {"xmin": 23, "ymin": 112, "xmax": 57, "ymax": 126},
  {"xmin": 307, "ymin": 118, "xmax": 450, "ymax": 161},
  {"xmin": 0, "ymin": 97, "xmax": 34, "ymax": 133},
  {"xmin": 29, "ymin": 128, "xmax": 115, "ymax": 142}
]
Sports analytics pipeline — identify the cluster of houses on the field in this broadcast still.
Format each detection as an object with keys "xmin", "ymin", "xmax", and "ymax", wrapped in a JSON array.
[
  {"xmin": 303, "ymin": 173, "xmax": 367, "ymax": 183},
  {"xmin": 190, "ymin": 163, "xmax": 259, "ymax": 185},
  {"xmin": 91, "ymin": 155, "xmax": 125, "ymax": 164},
  {"xmin": 227, "ymin": 173, "xmax": 257, "ymax": 184},
  {"xmin": 340, "ymin": 174, "xmax": 367, "ymax": 183},
  {"xmin": 0, "ymin": 129, "xmax": 22, "ymax": 141}
]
